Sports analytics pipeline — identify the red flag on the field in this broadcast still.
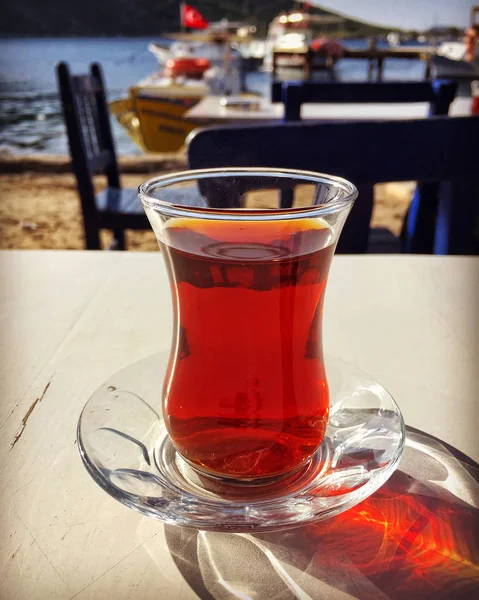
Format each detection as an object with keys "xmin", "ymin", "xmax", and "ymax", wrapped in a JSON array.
[{"xmin": 181, "ymin": 4, "xmax": 209, "ymax": 30}]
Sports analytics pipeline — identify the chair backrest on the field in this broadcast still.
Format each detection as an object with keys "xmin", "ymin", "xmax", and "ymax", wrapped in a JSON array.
[
  {"xmin": 271, "ymin": 80, "xmax": 457, "ymax": 121},
  {"xmin": 56, "ymin": 61, "xmax": 121, "ymax": 249},
  {"xmin": 187, "ymin": 117, "xmax": 479, "ymax": 254},
  {"xmin": 56, "ymin": 62, "xmax": 120, "ymax": 187}
]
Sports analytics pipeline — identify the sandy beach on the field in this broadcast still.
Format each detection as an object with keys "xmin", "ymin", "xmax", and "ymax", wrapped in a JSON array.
[{"xmin": 0, "ymin": 155, "xmax": 415, "ymax": 251}]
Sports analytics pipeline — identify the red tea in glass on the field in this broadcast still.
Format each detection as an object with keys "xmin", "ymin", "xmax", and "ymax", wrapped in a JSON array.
[
  {"xmin": 140, "ymin": 169, "xmax": 356, "ymax": 482},
  {"xmin": 160, "ymin": 217, "xmax": 335, "ymax": 480}
]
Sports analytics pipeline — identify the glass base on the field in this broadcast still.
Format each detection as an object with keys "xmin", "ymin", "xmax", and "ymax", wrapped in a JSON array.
[{"xmin": 78, "ymin": 352, "xmax": 405, "ymax": 532}]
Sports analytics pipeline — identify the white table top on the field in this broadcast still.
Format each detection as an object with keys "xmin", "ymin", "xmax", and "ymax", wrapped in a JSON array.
[
  {"xmin": 1, "ymin": 251, "xmax": 478, "ymax": 599},
  {"xmin": 185, "ymin": 96, "xmax": 472, "ymax": 123}
]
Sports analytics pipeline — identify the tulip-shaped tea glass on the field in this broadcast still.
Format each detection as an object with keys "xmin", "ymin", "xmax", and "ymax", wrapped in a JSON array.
[
  {"xmin": 140, "ymin": 168, "xmax": 354, "ymax": 482},
  {"xmin": 78, "ymin": 168, "xmax": 405, "ymax": 531}
]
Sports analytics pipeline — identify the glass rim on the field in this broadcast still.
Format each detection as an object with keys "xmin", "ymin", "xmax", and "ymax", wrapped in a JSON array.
[{"xmin": 138, "ymin": 168, "xmax": 358, "ymax": 221}]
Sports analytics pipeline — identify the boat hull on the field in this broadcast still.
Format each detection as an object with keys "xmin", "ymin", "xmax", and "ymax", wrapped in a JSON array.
[
  {"xmin": 110, "ymin": 98, "xmax": 146, "ymax": 151},
  {"xmin": 110, "ymin": 89, "xmax": 206, "ymax": 154},
  {"xmin": 135, "ymin": 94, "xmax": 200, "ymax": 152}
]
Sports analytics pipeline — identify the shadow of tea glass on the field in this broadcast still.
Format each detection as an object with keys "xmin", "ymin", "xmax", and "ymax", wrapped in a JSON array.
[{"xmin": 139, "ymin": 168, "xmax": 357, "ymax": 483}]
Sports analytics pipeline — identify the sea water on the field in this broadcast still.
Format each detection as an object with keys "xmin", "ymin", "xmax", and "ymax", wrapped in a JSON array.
[{"xmin": 0, "ymin": 37, "xmax": 426, "ymax": 155}]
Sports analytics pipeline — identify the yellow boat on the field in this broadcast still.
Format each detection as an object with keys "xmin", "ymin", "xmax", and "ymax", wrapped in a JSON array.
[
  {"xmin": 110, "ymin": 26, "xmax": 255, "ymax": 154},
  {"xmin": 110, "ymin": 77, "xmax": 210, "ymax": 154}
]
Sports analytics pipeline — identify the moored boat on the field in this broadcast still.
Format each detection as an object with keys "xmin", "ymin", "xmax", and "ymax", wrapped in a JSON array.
[
  {"xmin": 263, "ymin": 4, "xmax": 345, "ymax": 71},
  {"xmin": 110, "ymin": 7, "xmax": 255, "ymax": 153},
  {"xmin": 148, "ymin": 19, "xmax": 256, "ymax": 71},
  {"xmin": 431, "ymin": 8, "xmax": 478, "ymax": 86},
  {"xmin": 110, "ymin": 72, "xmax": 210, "ymax": 154}
]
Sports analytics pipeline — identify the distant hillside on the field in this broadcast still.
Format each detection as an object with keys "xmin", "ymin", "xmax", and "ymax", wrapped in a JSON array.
[{"xmin": 2, "ymin": 0, "xmax": 395, "ymax": 37}]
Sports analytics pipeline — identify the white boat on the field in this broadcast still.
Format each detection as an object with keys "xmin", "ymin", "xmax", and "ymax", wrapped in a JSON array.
[
  {"xmin": 432, "ymin": 9, "xmax": 479, "ymax": 82},
  {"xmin": 262, "ymin": 7, "xmax": 345, "ymax": 71},
  {"xmin": 111, "ymin": 26, "xmax": 252, "ymax": 154},
  {"xmin": 438, "ymin": 41, "xmax": 468, "ymax": 62},
  {"xmin": 436, "ymin": 38, "xmax": 478, "ymax": 70},
  {"xmin": 387, "ymin": 32, "xmax": 401, "ymax": 48},
  {"xmin": 148, "ymin": 20, "xmax": 256, "ymax": 70}
]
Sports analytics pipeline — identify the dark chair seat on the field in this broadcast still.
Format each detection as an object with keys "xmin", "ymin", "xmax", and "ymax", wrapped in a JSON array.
[
  {"xmin": 368, "ymin": 228, "xmax": 402, "ymax": 253},
  {"xmin": 97, "ymin": 184, "xmax": 207, "ymax": 230},
  {"xmin": 96, "ymin": 187, "xmax": 140, "ymax": 214},
  {"xmin": 96, "ymin": 187, "xmax": 148, "ymax": 231}
]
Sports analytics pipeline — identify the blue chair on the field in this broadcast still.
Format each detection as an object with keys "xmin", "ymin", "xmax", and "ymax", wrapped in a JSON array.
[
  {"xmin": 187, "ymin": 117, "xmax": 478, "ymax": 255},
  {"xmin": 270, "ymin": 80, "xmax": 457, "ymax": 122},
  {"xmin": 271, "ymin": 80, "xmax": 458, "ymax": 251}
]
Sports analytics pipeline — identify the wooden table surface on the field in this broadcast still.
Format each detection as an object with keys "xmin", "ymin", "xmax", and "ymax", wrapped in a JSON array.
[
  {"xmin": 185, "ymin": 95, "xmax": 472, "ymax": 124},
  {"xmin": 1, "ymin": 251, "xmax": 478, "ymax": 599}
]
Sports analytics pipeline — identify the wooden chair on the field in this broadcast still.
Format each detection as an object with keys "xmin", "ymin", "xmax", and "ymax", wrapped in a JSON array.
[
  {"xmin": 270, "ymin": 80, "xmax": 457, "ymax": 121},
  {"xmin": 187, "ymin": 117, "xmax": 478, "ymax": 255},
  {"xmin": 56, "ymin": 62, "xmax": 147, "ymax": 250}
]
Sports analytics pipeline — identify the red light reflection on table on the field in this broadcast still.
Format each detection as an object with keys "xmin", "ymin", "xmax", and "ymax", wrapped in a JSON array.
[
  {"xmin": 164, "ymin": 430, "xmax": 479, "ymax": 599},
  {"xmin": 303, "ymin": 471, "xmax": 479, "ymax": 598}
]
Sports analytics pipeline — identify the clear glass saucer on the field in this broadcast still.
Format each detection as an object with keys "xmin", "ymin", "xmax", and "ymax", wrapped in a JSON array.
[{"xmin": 78, "ymin": 352, "xmax": 405, "ymax": 532}]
